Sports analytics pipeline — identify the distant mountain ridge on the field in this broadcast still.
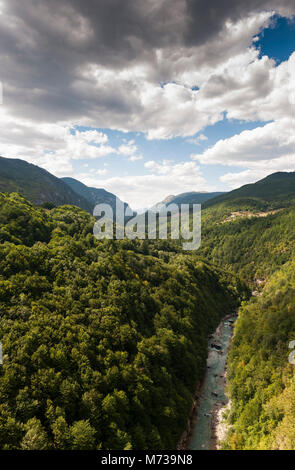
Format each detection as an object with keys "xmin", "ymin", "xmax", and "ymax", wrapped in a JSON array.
[
  {"xmin": 203, "ymin": 172, "xmax": 295, "ymax": 210},
  {"xmin": 62, "ymin": 177, "xmax": 132, "ymax": 214},
  {"xmin": 1, "ymin": 155, "xmax": 295, "ymax": 216},
  {"xmin": 0, "ymin": 157, "xmax": 92, "ymax": 212},
  {"xmin": 152, "ymin": 191, "xmax": 226, "ymax": 212},
  {"xmin": 0, "ymin": 156, "xmax": 131, "ymax": 214}
]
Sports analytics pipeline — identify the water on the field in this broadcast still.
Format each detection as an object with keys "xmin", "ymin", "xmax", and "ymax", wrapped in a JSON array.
[{"xmin": 189, "ymin": 316, "xmax": 235, "ymax": 450}]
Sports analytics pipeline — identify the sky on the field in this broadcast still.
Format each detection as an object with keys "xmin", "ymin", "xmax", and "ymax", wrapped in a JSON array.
[{"xmin": 0, "ymin": 1, "xmax": 295, "ymax": 209}]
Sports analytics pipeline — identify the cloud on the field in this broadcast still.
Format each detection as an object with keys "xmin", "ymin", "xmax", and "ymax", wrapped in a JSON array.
[
  {"xmin": 0, "ymin": 113, "xmax": 117, "ymax": 173},
  {"xmin": 0, "ymin": 0, "xmax": 295, "ymax": 202},
  {"xmin": 144, "ymin": 159, "xmax": 204, "ymax": 178},
  {"xmin": 0, "ymin": 110, "xmax": 141, "ymax": 175},
  {"xmin": 76, "ymin": 130, "xmax": 108, "ymax": 145},
  {"xmin": 117, "ymin": 140, "xmax": 138, "ymax": 156},
  {"xmin": 220, "ymin": 169, "xmax": 270, "ymax": 189},
  {"xmin": 191, "ymin": 118, "xmax": 295, "ymax": 188},
  {"xmin": 128, "ymin": 155, "xmax": 143, "ymax": 162},
  {"xmin": 185, "ymin": 0, "xmax": 295, "ymax": 46},
  {"xmin": 78, "ymin": 160, "xmax": 210, "ymax": 209},
  {"xmin": 192, "ymin": 119, "xmax": 295, "ymax": 167},
  {"xmin": 187, "ymin": 134, "xmax": 208, "ymax": 145},
  {"xmin": 95, "ymin": 169, "xmax": 108, "ymax": 176},
  {"xmin": 0, "ymin": 107, "xmax": 143, "ymax": 177},
  {"xmin": 0, "ymin": 1, "xmax": 294, "ymax": 140}
]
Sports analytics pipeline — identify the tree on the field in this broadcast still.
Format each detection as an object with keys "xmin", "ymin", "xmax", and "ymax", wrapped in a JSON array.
[
  {"xmin": 21, "ymin": 418, "xmax": 50, "ymax": 450},
  {"xmin": 69, "ymin": 420, "xmax": 96, "ymax": 450}
]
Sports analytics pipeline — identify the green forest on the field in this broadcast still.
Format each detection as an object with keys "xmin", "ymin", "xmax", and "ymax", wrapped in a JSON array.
[
  {"xmin": 1, "ymin": 179, "xmax": 295, "ymax": 450},
  {"xmin": 200, "ymin": 202, "xmax": 295, "ymax": 283},
  {"xmin": 0, "ymin": 193, "xmax": 247, "ymax": 450},
  {"xmin": 1, "ymin": 0, "xmax": 295, "ymax": 454},
  {"xmin": 198, "ymin": 190, "xmax": 295, "ymax": 450},
  {"xmin": 225, "ymin": 260, "xmax": 295, "ymax": 449}
]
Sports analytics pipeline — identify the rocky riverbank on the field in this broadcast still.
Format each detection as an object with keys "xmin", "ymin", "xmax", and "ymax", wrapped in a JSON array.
[{"xmin": 178, "ymin": 312, "xmax": 237, "ymax": 450}]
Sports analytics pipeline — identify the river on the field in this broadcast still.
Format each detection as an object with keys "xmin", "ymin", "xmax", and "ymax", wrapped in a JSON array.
[{"xmin": 188, "ymin": 313, "xmax": 237, "ymax": 450}]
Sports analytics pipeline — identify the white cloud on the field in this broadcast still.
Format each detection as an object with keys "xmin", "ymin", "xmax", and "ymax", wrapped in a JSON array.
[
  {"xmin": 0, "ymin": 4, "xmax": 294, "ymax": 203},
  {"xmin": 77, "ymin": 130, "xmax": 109, "ymax": 145},
  {"xmin": 0, "ymin": 8, "xmax": 281, "ymax": 140},
  {"xmin": 192, "ymin": 119, "xmax": 295, "ymax": 167},
  {"xmin": 0, "ymin": 110, "xmax": 142, "ymax": 175},
  {"xmin": 187, "ymin": 134, "xmax": 208, "ymax": 145},
  {"xmin": 220, "ymin": 169, "xmax": 270, "ymax": 189},
  {"xmin": 0, "ymin": 112, "xmax": 115, "ymax": 165},
  {"xmin": 67, "ymin": 15, "xmax": 295, "ymax": 140},
  {"xmin": 59, "ymin": 130, "xmax": 116, "ymax": 160},
  {"xmin": 0, "ymin": 9, "xmax": 294, "ymax": 146},
  {"xmin": 191, "ymin": 118, "xmax": 295, "ymax": 189},
  {"xmin": 144, "ymin": 159, "xmax": 203, "ymax": 179},
  {"xmin": 0, "ymin": 109, "xmax": 148, "ymax": 178},
  {"xmin": 117, "ymin": 139, "xmax": 144, "ymax": 161},
  {"xmin": 96, "ymin": 168, "xmax": 108, "ymax": 176},
  {"xmin": 117, "ymin": 140, "xmax": 137, "ymax": 156},
  {"xmin": 128, "ymin": 155, "xmax": 143, "ymax": 162},
  {"xmin": 78, "ymin": 161, "xmax": 210, "ymax": 209}
]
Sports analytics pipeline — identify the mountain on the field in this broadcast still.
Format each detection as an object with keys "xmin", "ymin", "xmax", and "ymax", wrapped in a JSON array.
[
  {"xmin": 196, "ymin": 172, "xmax": 295, "ymax": 450},
  {"xmin": 158, "ymin": 191, "xmax": 226, "ymax": 206},
  {"xmin": 2, "ymin": 162, "xmax": 295, "ymax": 449},
  {"xmin": 0, "ymin": 191, "xmax": 248, "ymax": 450},
  {"xmin": 152, "ymin": 191, "xmax": 226, "ymax": 211},
  {"xmin": 198, "ymin": 173, "xmax": 295, "ymax": 283},
  {"xmin": 203, "ymin": 172, "xmax": 295, "ymax": 210},
  {"xmin": 62, "ymin": 177, "xmax": 132, "ymax": 214},
  {"xmin": 0, "ymin": 156, "xmax": 92, "ymax": 212},
  {"xmin": 200, "ymin": 203, "xmax": 295, "ymax": 282},
  {"xmin": 226, "ymin": 258, "xmax": 295, "ymax": 450}
]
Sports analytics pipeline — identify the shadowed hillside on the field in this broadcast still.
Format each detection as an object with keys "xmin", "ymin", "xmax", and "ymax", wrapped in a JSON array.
[
  {"xmin": 203, "ymin": 172, "xmax": 295, "ymax": 211},
  {"xmin": 0, "ymin": 157, "xmax": 91, "ymax": 212}
]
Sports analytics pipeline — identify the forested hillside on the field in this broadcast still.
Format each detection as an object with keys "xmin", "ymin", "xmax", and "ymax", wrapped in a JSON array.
[
  {"xmin": 225, "ymin": 260, "xmax": 295, "ymax": 449},
  {"xmin": 203, "ymin": 172, "xmax": 295, "ymax": 210},
  {"xmin": 62, "ymin": 177, "xmax": 132, "ymax": 214},
  {"xmin": 1, "ymin": 169, "xmax": 295, "ymax": 450},
  {"xmin": 0, "ymin": 193, "xmax": 248, "ymax": 450},
  {"xmin": 154, "ymin": 191, "xmax": 225, "ymax": 208},
  {"xmin": 199, "ymin": 203, "xmax": 295, "ymax": 283},
  {"xmin": 0, "ymin": 157, "xmax": 91, "ymax": 212},
  {"xmin": 194, "ymin": 186, "xmax": 295, "ymax": 450}
]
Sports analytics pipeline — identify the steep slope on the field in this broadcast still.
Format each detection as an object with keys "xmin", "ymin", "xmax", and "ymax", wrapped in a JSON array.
[
  {"xmin": 203, "ymin": 172, "xmax": 295, "ymax": 211},
  {"xmin": 0, "ymin": 192, "xmax": 53, "ymax": 246},
  {"xmin": 197, "ymin": 172, "xmax": 295, "ymax": 283},
  {"xmin": 0, "ymin": 193, "xmax": 248, "ymax": 450},
  {"xmin": 199, "ymin": 204, "xmax": 295, "ymax": 282},
  {"xmin": 0, "ymin": 157, "xmax": 91, "ymax": 212},
  {"xmin": 154, "ymin": 191, "xmax": 225, "ymax": 209},
  {"xmin": 225, "ymin": 259, "xmax": 295, "ymax": 450},
  {"xmin": 62, "ymin": 177, "xmax": 132, "ymax": 213},
  {"xmin": 196, "ymin": 174, "xmax": 295, "ymax": 450}
]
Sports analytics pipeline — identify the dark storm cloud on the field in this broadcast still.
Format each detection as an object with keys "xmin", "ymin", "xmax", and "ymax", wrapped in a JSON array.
[
  {"xmin": 0, "ymin": 0, "xmax": 294, "ymax": 124},
  {"xmin": 1, "ymin": 0, "xmax": 184, "ymax": 72},
  {"xmin": 0, "ymin": 0, "xmax": 183, "ymax": 122},
  {"xmin": 185, "ymin": 0, "xmax": 295, "ymax": 45}
]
